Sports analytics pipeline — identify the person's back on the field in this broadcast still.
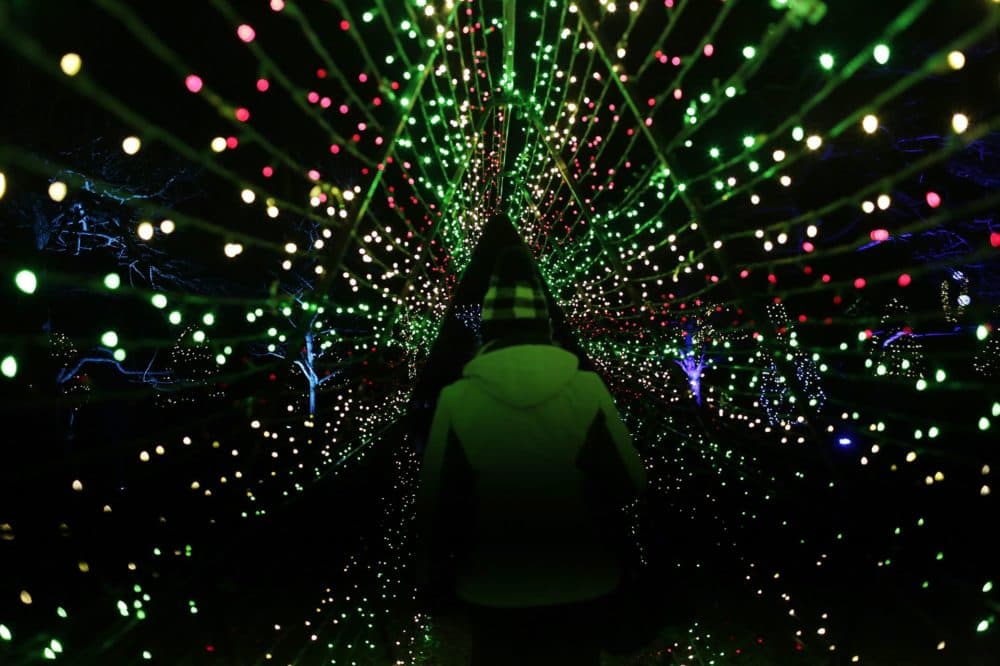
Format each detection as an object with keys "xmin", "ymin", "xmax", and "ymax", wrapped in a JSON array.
[
  {"xmin": 415, "ymin": 243, "xmax": 646, "ymax": 664},
  {"xmin": 440, "ymin": 343, "xmax": 642, "ymax": 606}
]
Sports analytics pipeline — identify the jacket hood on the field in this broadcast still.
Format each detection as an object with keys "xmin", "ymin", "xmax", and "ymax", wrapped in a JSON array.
[{"xmin": 462, "ymin": 344, "xmax": 580, "ymax": 408}]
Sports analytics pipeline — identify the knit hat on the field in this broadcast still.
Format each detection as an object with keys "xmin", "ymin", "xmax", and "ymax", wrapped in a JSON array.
[{"xmin": 481, "ymin": 246, "xmax": 553, "ymax": 344}]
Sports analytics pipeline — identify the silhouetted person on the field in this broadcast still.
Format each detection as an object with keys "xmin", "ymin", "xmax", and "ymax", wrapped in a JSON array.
[{"xmin": 415, "ymin": 245, "xmax": 647, "ymax": 664}]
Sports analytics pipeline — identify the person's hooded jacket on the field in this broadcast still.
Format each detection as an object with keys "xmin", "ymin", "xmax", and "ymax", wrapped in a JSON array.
[{"xmin": 415, "ymin": 341, "xmax": 647, "ymax": 608}]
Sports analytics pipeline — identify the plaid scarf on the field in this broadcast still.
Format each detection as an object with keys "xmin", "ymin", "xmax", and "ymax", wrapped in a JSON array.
[{"xmin": 481, "ymin": 273, "xmax": 548, "ymax": 322}]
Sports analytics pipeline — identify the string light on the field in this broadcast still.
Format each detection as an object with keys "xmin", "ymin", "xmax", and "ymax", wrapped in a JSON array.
[
  {"xmin": 237, "ymin": 24, "xmax": 256, "ymax": 43},
  {"xmin": 48, "ymin": 180, "xmax": 68, "ymax": 202},
  {"xmin": 122, "ymin": 136, "xmax": 142, "ymax": 155},
  {"xmin": 60, "ymin": 52, "xmax": 82, "ymax": 76},
  {"xmin": 951, "ymin": 113, "xmax": 969, "ymax": 134},
  {"xmin": 14, "ymin": 269, "xmax": 38, "ymax": 294},
  {"xmin": 185, "ymin": 74, "xmax": 203, "ymax": 93}
]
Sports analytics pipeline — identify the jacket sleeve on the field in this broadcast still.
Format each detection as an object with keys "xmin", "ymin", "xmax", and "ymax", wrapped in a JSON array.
[{"xmin": 590, "ymin": 373, "xmax": 647, "ymax": 493}]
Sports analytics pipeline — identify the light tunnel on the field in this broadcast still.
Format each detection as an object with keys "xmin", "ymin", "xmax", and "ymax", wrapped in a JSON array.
[{"xmin": 0, "ymin": 0, "xmax": 997, "ymax": 664}]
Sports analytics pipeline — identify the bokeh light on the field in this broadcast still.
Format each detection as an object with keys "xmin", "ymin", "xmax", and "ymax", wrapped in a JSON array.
[{"xmin": 59, "ymin": 52, "xmax": 81, "ymax": 76}]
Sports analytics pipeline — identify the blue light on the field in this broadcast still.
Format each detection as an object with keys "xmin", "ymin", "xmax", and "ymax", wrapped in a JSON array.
[{"xmin": 838, "ymin": 437, "xmax": 852, "ymax": 447}]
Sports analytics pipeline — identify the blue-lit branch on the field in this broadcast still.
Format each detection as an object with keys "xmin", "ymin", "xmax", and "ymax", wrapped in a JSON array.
[
  {"xmin": 56, "ymin": 349, "xmax": 172, "ymax": 387},
  {"xmin": 251, "ymin": 295, "xmax": 345, "ymax": 415},
  {"xmin": 674, "ymin": 349, "xmax": 706, "ymax": 405},
  {"xmin": 880, "ymin": 325, "xmax": 965, "ymax": 347},
  {"xmin": 294, "ymin": 328, "xmax": 344, "ymax": 415}
]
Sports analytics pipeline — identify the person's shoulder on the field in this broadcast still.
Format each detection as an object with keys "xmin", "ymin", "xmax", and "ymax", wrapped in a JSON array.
[
  {"xmin": 573, "ymin": 369, "xmax": 602, "ymax": 383},
  {"xmin": 438, "ymin": 378, "xmax": 468, "ymax": 401},
  {"xmin": 569, "ymin": 369, "xmax": 603, "ymax": 392},
  {"xmin": 439, "ymin": 381, "xmax": 457, "ymax": 396},
  {"xmin": 572, "ymin": 369, "xmax": 615, "ymax": 397}
]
